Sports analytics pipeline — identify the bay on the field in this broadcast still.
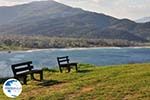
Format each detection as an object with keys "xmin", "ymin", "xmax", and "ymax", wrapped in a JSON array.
[{"xmin": 0, "ymin": 47, "xmax": 150, "ymax": 78}]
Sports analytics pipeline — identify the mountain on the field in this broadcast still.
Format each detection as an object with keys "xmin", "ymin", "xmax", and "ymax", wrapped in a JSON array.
[
  {"xmin": 136, "ymin": 17, "xmax": 150, "ymax": 23},
  {"xmin": 0, "ymin": 0, "xmax": 150, "ymax": 42}
]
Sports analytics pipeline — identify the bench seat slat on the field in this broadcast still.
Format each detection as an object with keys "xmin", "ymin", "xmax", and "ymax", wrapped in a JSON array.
[
  {"xmin": 14, "ymin": 66, "xmax": 30, "ymax": 73},
  {"xmin": 16, "ymin": 71, "xmax": 30, "ymax": 76},
  {"xmin": 58, "ymin": 59, "xmax": 69, "ymax": 62},
  {"xmin": 12, "ymin": 61, "xmax": 32, "ymax": 67},
  {"xmin": 57, "ymin": 56, "xmax": 68, "ymax": 59}
]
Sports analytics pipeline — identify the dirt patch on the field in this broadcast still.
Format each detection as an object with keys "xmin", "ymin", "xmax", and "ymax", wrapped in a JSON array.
[
  {"xmin": 81, "ymin": 87, "xmax": 94, "ymax": 93},
  {"xmin": 51, "ymin": 82, "xmax": 68, "ymax": 90},
  {"xmin": 67, "ymin": 86, "xmax": 94, "ymax": 99},
  {"xmin": 21, "ymin": 82, "xmax": 68, "ymax": 99}
]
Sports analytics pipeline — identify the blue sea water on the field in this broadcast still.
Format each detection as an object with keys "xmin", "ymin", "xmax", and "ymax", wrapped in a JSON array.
[{"xmin": 0, "ymin": 47, "xmax": 150, "ymax": 78}]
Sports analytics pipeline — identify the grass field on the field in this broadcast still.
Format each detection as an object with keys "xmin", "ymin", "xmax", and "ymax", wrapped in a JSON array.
[{"xmin": 0, "ymin": 63, "xmax": 150, "ymax": 100}]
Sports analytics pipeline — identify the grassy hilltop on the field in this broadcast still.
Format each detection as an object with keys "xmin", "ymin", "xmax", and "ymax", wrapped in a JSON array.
[{"xmin": 0, "ymin": 63, "xmax": 150, "ymax": 100}]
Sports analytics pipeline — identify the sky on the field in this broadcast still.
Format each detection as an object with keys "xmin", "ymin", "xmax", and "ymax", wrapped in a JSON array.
[{"xmin": 0, "ymin": 0, "xmax": 149, "ymax": 20}]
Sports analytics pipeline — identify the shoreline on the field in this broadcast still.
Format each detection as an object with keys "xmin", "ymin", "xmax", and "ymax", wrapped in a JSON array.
[{"xmin": 0, "ymin": 46, "xmax": 150, "ymax": 52}]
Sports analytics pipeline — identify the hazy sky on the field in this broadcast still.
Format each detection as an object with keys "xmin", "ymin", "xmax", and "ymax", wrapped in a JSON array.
[{"xmin": 0, "ymin": 0, "xmax": 149, "ymax": 20}]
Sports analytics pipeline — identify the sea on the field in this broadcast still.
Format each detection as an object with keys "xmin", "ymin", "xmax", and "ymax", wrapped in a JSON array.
[{"xmin": 0, "ymin": 47, "xmax": 150, "ymax": 78}]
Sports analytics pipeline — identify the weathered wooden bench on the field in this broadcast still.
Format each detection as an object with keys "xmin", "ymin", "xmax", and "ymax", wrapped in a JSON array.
[
  {"xmin": 57, "ymin": 56, "xmax": 78, "ymax": 73},
  {"xmin": 11, "ymin": 61, "xmax": 43, "ymax": 84}
]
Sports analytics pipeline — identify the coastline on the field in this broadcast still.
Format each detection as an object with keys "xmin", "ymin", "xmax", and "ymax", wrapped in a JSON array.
[
  {"xmin": 1, "ymin": 46, "xmax": 150, "ymax": 53},
  {"xmin": 0, "ymin": 46, "xmax": 150, "ymax": 53}
]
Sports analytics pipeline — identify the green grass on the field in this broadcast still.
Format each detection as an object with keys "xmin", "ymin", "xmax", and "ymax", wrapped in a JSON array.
[{"xmin": 0, "ymin": 63, "xmax": 150, "ymax": 100}]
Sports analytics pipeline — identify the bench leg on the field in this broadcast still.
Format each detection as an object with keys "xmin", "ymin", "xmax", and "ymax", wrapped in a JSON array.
[
  {"xmin": 31, "ymin": 72, "xmax": 43, "ymax": 81},
  {"xmin": 75, "ymin": 65, "xmax": 78, "ymax": 72},
  {"xmin": 15, "ymin": 76, "xmax": 27, "ymax": 85},
  {"xmin": 40, "ymin": 71, "xmax": 43, "ymax": 81},
  {"xmin": 67, "ymin": 66, "xmax": 71, "ymax": 73},
  {"xmin": 31, "ymin": 73, "xmax": 35, "ymax": 80},
  {"xmin": 23, "ymin": 76, "xmax": 27, "ymax": 85},
  {"xmin": 59, "ymin": 67, "xmax": 63, "ymax": 73}
]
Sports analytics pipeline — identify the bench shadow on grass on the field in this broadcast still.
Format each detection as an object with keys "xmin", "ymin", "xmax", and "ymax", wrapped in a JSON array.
[
  {"xmin": 0, "ymin": 78, "xmax": 6, "ymax": 84},
  {"xmin": 37, "ymin": 80, "xmax": 64, "ymax": 86},
  {"xmin": 36, "ymin": 70, "xmax": 92, "ymax": 86},
  {"xmin": 0, "ymin": 77, "xmax": 12, "ymax": 84},
  {"xmin": 36, "ymin": 68, "xmax": 92, "ymax": 86},
  {"xmin": 77, "ymin": 69, "xmax": 93, "ymax": 73}
]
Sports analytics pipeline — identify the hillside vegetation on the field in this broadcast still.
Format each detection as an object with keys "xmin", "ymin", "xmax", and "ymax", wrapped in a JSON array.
[
  {"xmin": 0, "ymin": 1, "xmax": 150, "ymax": 42},
  {"xmin": 0, "ymin": 34, "xmax": 140, "ymax": 51},
  {"xmin": 0, "ymin": 63, "xmax": 150, "ymax": 100}
]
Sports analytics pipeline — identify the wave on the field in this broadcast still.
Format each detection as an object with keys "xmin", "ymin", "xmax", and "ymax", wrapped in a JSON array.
[
  {"xmin": 29, "ymin": 47, "xmax": 121, "ymax": 51},
  {"xmin": 26, "ymin": 48, "xmax": 51, "ymax": 52},
  {"xmin": 52, "ymin": 47, "xmax": 123, "ymax": 51},
  {"xmin": 126, "ymin": 46, "xmax": 150, "ymax": 49},
  {"xmin": 14, "ymin": 46, "xmax": 150, "ymax": 53}
]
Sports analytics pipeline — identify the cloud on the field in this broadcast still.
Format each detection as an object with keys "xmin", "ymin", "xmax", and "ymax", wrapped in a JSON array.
[
  {"xmin": 1, "ymin": 0, "xmax": 39, "ymax": 2},
  {"xmin": 0, "ymin": 0, "xmax": 44, "ymax": 6},
  {"xmin": 0, "ymin": 0, "xmax": 43, "ymax": 4},
  {"xmin": 54, "ymin": 0, "xmax": 150, "ymax": 20},
  {"xmin": 1, "ymin": 0, "xmax": 31, "ymax": 3}
]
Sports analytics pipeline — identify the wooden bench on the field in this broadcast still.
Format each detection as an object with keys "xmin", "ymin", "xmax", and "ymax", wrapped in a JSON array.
[
  {"xmin": 11, "ymin": 61, "xmax": 43, "ymax": 84},
  {"xmin": 57, "ymin": 56, "xmax": 78, "ymax": 73}
]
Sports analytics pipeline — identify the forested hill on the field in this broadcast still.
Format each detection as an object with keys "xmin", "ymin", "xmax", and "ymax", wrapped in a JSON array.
[{"xmin": 0, "ymin": 0, "xmax": 150, "ymax": 45}]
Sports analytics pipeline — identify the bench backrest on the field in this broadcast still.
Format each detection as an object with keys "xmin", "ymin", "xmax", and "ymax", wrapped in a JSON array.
[
  {"xmin": 11, "ymin": 61, "xmax": 33, "ymax": 76},
  {"xmin": 57, "ymin": 56, "xmax": 70, "ymax": 66}
]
